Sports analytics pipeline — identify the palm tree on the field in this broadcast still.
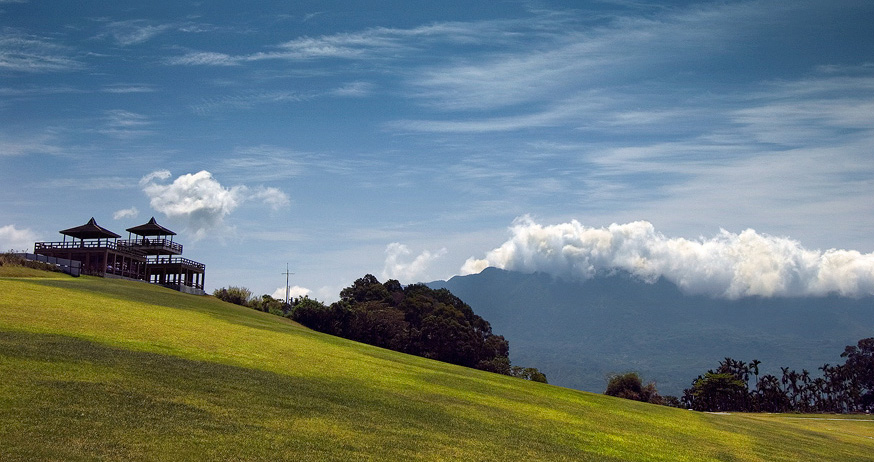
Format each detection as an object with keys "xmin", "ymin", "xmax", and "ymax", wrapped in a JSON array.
[{"xmin": 750, "ymin": 359, "xmax": 761, "ymax": 389}]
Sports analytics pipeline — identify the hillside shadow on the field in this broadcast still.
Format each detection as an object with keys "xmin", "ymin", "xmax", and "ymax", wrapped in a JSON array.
[{"xmin": 0, "ymin": 330, "xmax": 482, "ymax": 460}]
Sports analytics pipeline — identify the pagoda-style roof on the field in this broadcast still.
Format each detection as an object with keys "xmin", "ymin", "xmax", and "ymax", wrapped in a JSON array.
[
  {"xmin": 126, "ymin": 217, "xmax": 176, "ymax": 237},
  {"xmin": 60, "ymin": 218, "xmax": 121, "ymax": 240}
]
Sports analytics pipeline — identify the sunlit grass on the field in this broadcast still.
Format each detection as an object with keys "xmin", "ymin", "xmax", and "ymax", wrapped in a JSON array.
[{"xmin": 1, "ymin": 273, "xmax": 873, "ymax": 461}]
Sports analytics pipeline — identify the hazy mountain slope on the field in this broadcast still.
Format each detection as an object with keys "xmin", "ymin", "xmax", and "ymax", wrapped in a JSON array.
[{"xmin": 429, "ymin": 267, "xmax": 874, "ymax": 395}]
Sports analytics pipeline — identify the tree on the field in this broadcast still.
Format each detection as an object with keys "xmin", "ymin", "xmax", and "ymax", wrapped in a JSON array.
[
  {"xmin": 213, "ymin": 286, "xmax": 253, "ymax": 306},
  {"xmin": 750, "ymin": 359, "xmax": 761, "ymax": 389},
  {"xmin": 339, "ymin": 274, "xmax": 390, "ymax": 303},
  {"xmin": 840, "ymin": 337, "xmax": 874, "ymax": 412},
  {"xmin": 682, "ymin": 338, "xmax": 874, "ymax": 414},
  {"xmin": 605, "ymin": 372, "xmax": 661, "ymax": 404},
  {"xmin": 606, "ymin": 372, "xmax": 644, "ymax": 401},
  {"xmin": 511, "ymin": 366, "xmax": 548, "ymax": 383},
  {"xmin": 290, "ymin": 297, "xmax": 337, "ymax": 334},
  {"xmin": 684, "ymin": 372, "xmax": 748, "ymax": 412},
  {"xmin": 251, "ymin": 294, "xmax": 283, "ymax": 314},
  {"xmin": 753, "ymin": 374, "xmax": 790, "ymax": 412},
  {"xmin": 289, "ymin": 274, "xmax": 543, "ymax": 382}
]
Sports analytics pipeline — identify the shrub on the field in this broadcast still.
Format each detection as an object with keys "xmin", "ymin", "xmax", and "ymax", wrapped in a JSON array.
[
  {"xmin": 605, "ymin": 372, "xmax": 662, "ymax": 404},
  {"xmin": 213, "ymin": 286, "xmax": 254, "ymax": 306},
  {"xmin": 0, "ymin": 252, "xmax": 61, "ymax": 273}
]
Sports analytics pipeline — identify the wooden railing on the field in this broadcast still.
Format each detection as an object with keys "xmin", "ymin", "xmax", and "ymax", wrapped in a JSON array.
[
  {"xmin": 34, "ymin": 241, "xmax": 145, "ymax": 256},
  {"xmin": 147, "ymin": 256, "xmax": 206, "ymax": 271},
  {"xmin": 118, "ymin": 238, "xmax": 183, "ymax": 254}
]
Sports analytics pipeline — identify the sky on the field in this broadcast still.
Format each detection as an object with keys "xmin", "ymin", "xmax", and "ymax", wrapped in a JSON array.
[{"xmin": 2, "ymin": 0, "xmax": 874, "ymax": 302}]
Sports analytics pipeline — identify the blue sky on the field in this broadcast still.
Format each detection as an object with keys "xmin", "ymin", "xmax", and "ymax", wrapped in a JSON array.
[{"xmin": 2, "ymin": 0, "xmax": 874, "ymax": 301}]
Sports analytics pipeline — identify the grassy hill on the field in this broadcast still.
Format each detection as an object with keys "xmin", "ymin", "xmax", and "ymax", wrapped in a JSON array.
[{"xmin": 1, "ymin": 270, "xmax": 873, "ymax": 461}]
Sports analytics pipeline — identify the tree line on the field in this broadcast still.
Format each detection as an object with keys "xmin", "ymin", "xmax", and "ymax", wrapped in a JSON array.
[
  {"xmin": 605, "ymin": 338, "xmax": 874, "ymax": 413},
  {"xmin": 681, "ymin": 338, "xmax": 874, "ymax": 413},
  {"xmin": 213, "ymin": 275, "xmax": 546, "ymax": 383}
]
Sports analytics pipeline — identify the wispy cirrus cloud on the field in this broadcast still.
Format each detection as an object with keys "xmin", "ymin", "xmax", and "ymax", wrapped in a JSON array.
[
  {"xmin": 562, "ymin": 67, "xmax": 874, "ymax": 247},
  {"xmin": 165, "ymin": 14, "xmax": 568, "ymax": 66},
  {"xmin": 732, "ymin": 74, "xmax": 874, "ymax": 147},
  {"xmin": 398, "ymin": 1, "xmax": 804, "ymax": 113},
  {"xmin": 99, "ymin": 19, "xmax": 217, "ymax": 46},
  {"xmin": 0, "ymin": 29, "xmax": 82, "ymax": 73},
  {"xmin": 164, "ymin": 51, "xmax": 239, "ymax": 66},
  {"xmin": 96, "ymin": 109, "xmax": 153, "ymax": 139},
  {"xmin": 104, "ymin": 20, "xmax": 173, "ymax": 45},
  {"xmin": 39, "ymin": 176, "xmax": 135, "ymax": 191},
  {"xmin": 330, "ymin": 81, "xmax": 374, "ymax": 98},
  {"xmin": 0, "ymin": 85, "xmax": 83, "ymax": 97},
  {"xmin": 100, "ymin": 84, "xmax": 157, "ymax": 93},
  {"xmin": 218, "ymin": 145, "xmax": 303, "ymax": 181},
  {"xmin": 0, "ymin": 132, "xmax": 63, "ymax": 156},
  {"xmin": 188, "ymin": 81, "xmax": 374, "ymax": 114},
  {"xmin": 189, "ymin": 90, "xmax": 310, "ymax": 114}
]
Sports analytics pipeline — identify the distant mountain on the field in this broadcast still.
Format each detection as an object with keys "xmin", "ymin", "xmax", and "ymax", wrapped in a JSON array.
[{"xmin": 428, "ymin": 267, "xmax": 874, "ymax": 396}]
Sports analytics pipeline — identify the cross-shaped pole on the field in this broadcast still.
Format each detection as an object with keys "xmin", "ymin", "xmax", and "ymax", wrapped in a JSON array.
[{"xmin": 281, "ymin": 263, "xmax": 295, "ymax": 307}]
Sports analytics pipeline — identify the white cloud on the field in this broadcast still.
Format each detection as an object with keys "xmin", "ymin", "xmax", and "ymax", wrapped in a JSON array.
[
  {"xmin": 101, "ymin": 84, "xmax": 157, "ymax": 94},
  {"xmin": 382, "ymin": 242, "xmax": 447, "ymax": 283},
  {"xmin": 165, "ymin": 15, "xmax": 555, "ymax": 66},
  {"xmin": 139, "ymin": 169, "xmax": 171, "ymax": 185},
  {"xmin": 271, "ymin": 285, "xmax": 311, "ymax": 301},
  {"xmin": 100, "ymin": 19, "xmax": 219, "ymax": 46},
  {"xmin": 102, "ymin": 20, "xmax": 174, "ymax": 45},
  {"xmin": 97, "ymin": 109, "xmax": 153, "ymax": 139},
  {"xmin": 0, "ymin": 224, "xmax": 39, "ymax": 252},
  {"xmin": 0, "ymin": 132, "xmax": 62, "ymax": 156},
  {"xmin": 0, "ymin": 30, "xmax": 82, "ymax": 73},
  {"xmin": 251, "ymin": 187, "xmax": 290, "ymax": 210},
  {"xmin": 462, "ymin": 217, "xmax": 874, "ymax": 299},
  {"xmin": 189, "ymin": 90, "xmax": 310, "ymax": 114},
  {"xmin": 140, "ymin": 170, "xmax": 290, "ymax": 239},
  {"xmin": 425, "ymin": 3, "xmax": 782, "ymax": 109},
  {"xmin": 113, "ymin": 207, "xmax": 139, "ymax": 220},
  {"xmin": 165, "ymin": 51, "xmax": 239, "ymax": 66},
  {"xmin": 330, "ymin": 81, "xmax": 373, "ymax": 98},
  {"xmin": 218, "ymin": 145, "xmax": 303, "ymax": 181}
]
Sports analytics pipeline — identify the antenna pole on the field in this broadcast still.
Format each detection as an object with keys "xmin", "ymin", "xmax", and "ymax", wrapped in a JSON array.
[{"xmin": 281, "ymin": 263, "xmax": 295, "ymax": 307}]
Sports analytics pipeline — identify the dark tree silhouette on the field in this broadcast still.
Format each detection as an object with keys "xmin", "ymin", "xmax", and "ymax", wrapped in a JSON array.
[
  {"xmin": 682, "ymin": 338, "xmax": 874, "ymax": 413},
  {"xmin": 290, "ymin": 274, "xmax": 546, "ymax": 382}
]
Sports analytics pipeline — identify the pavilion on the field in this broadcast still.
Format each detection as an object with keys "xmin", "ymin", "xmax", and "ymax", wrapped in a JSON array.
[
  {"xmin": 33, "ymin": 217, "xmax": 146, "ymax": 280},
  {"xmin": 124, "ymin": 217, "xmax": 205, "ymax": 294},
  {"xmin": 34, "ymin": 217, "xmax": 205, "ymax": 295}
]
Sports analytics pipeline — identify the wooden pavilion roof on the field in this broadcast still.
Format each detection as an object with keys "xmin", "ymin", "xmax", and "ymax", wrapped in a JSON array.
[
  {"xmin": 60, "ymin": 217, "xmax": 121, "ymax": 240},
  {"xmin": 126, "ymin": 217, "xmax": 176, "ymax": 237}
]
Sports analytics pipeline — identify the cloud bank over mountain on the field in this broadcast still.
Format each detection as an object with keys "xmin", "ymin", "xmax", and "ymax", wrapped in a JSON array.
[{"xmin": 462, "ymin": 217, "xmax": 874, "ymax": 299}]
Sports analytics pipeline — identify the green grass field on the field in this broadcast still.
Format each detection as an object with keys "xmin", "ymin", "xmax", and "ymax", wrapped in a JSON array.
[{"xmin": 1, "ymin": 270, "xmax": 873, "ymax": 461}]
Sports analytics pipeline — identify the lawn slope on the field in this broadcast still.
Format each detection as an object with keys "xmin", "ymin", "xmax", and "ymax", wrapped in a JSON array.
[{"xmin": 1, "ymin": 273, "xmax": 873, "ymax": 461}]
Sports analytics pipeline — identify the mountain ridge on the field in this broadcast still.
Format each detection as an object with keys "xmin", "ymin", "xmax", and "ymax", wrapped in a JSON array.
[{"xmin": 428, "ymin": 267, "xmax": 874, "ymax": 395}]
